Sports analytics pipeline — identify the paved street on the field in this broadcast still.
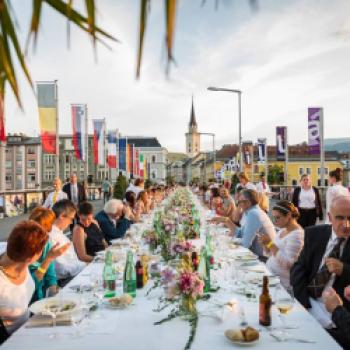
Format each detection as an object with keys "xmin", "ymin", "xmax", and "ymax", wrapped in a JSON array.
[{"xmin": 0, "ymin": 199, "xmax": 104, "ymax": 242}]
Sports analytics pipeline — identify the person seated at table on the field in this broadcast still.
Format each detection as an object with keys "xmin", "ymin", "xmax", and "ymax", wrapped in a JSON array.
[
  {"xmin": 210, "ymin": 187, "xmax": 223, "ymax": 213},
  {"xmin": 125, "ymin": 191, "xmax": 141, "ymax": 222},
  {"xmin": 126, "ymin": 178, "xmax": 144, "ymax": 197},
  {"xmin": 238, "ymin": 172, "xmax": 257, "ymax": 191},
  {"xmin": 136, "ymin": 191, "xmax": 152, "ymax": 214},
  {"xmin": 95, "ymin": 199, "xmax": 133, "ymax": 244},
  {"xmin": 290, "ymin": 195, "xmax": 350, "ymax": 346},
  {"xmin": 0, "ymin": 221, "xmax": 48, "ymax": 337},
  {"xmin": 29, "ymin": 207, "xmax": 70, "ymax": 302},
  {"xmin": 231, "ymin": 189, "xmax": 275, "ymax": 258},
  {"xmin": 323, "ymin": 285, "xmax": 350, "ymax": 349},
  {"xmin": 258, "ymin": 201, "xmax": 304, "ymax": 288},
  {"xmin": 216, "ymin": 186, "xmax": 236, "ymax": 217},
  {"xmin": 50, "ymin": 199, "xmax": 86, "ymax": 285},
  {"xmin": 72, "ymin": 202, "xmax": 107, "ymax": 263}
]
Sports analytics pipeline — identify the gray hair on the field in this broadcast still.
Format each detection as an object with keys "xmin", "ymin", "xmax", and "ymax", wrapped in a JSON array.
[
  {"xmin": 240, "ymin": 189, "xmax": 259, "ymax": 206},
  {"xmin": 330, "ymin": 195, "xmax": 350, "ymax": 212},
  {"xmin": 104, "ymin": 199, "xmax": 123, "ymax": 214}
]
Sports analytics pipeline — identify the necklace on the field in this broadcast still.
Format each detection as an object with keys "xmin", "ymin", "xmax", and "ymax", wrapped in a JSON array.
[{"xmin": 0, "ymin": 265, "xmax": 19, "ymax": 280}]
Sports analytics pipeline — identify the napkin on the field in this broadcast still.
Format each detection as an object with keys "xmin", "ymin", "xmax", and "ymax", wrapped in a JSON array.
[{"xmin": 26, "ymin": 313, "xmax": 83, "ymax": 328}]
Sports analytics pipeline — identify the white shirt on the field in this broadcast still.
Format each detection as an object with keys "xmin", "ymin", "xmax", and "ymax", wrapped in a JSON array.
[
  {"xmin": 325, "ymin": 183, "xmax": 349, "ymax": 223},
  {"xmin": 49, "ymin": 225, "xmax": 86, "ymax": 280},
  {"xmin": 70, "ymin": 184, "xmax": 79, "ymax": 204},
  {"xmin": 309, "ymin": 230, "xmax": 347, "ymax": 328},
  {"xmin": 0, "ymin": 269, "xmax": 34, "ymax": 334},
  {"xmin": 244, "ymin": 182, "xmax": 257, "ymax": 191},
  {"xmin": 266, "ymin": 228, "xmax": 304, "ymax": 288},
  {"xmin": 43, "ymin": 190, "xmax": 68, "ymax": 209},
  {"xmin": 299, "ymin": 188, "xmax": 316, "ymax": 208},
  {"xmin": 256, "ymin": 181, "xmax": 270, "ymax": 194},
  {"xmin": 126, "ymin": 184, "xmax": 143, "ymax": 197}
]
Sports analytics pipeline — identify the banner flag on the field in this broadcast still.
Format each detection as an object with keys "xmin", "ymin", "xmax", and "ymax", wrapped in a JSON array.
[
  {"xmin": 308, "ymin": 107, "xmax": 322, "ymax": 155},
  {"xmin": 276, "ymin": 126, "xmax": 287, "ymax": 161},
  {"xmin": 257, "ymin": 138, "xmax": 266, "ymax": 164},
  {"xmin": 134, "ymin": 148, "xmax": 140, "ymax": 176},
  {"xmin": 37, "ymin": 82, "xmax": 57, "ymax": 154},
  {"xmin": 118, "ymin": 138, "xmax": 127, "ymax": 171},
  {"xmin": 128, "ymin": 144, "xmax": 134, "ymax": 177},
  {"xmin": 139, "ymin": 153, "xmax": 144, "ymax": 178},
  {"xmin": 71, "ymin": 104, "xmax": 87, "ymax": 161},
  {"xmin": 107, "ymin": 130, "xmax": 118, "ymax": 168},
  {"xmin": 93, "ymin": 119, "xmax": 105, "ymax": 166},
  {"xmin": 242, "ymin": 142, "xmax": 253, "ymax": 166}
]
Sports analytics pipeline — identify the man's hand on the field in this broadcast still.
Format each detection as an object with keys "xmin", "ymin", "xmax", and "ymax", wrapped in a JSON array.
[
  {"xmin": 322, "ymin": 287, "xmax": 343, "ymax": 313},
  {"xmin": 344, "ymin": 285, "xmax": 350, "ymax": 301},
  {"xmin": 325, "ymin": 258, "xmax": 344, "ymax": 276},
  {"xmin": 47, "ymin": 242, "xmax": 70, "ymax": 261}
]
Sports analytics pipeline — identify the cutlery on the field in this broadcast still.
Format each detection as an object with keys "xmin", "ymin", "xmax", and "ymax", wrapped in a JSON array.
[{"xmin": 269, "ymin": 332, "xmax": 316, "ymax": 343}]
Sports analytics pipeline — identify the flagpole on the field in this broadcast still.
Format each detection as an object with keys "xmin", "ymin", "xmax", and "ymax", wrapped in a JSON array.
[
  {"xmin": 0, "ymin": 93, "xmax": 5, "ymax": 191},
  {"xmin": 85, "ymin": 105, "xmax": 89, "ymax": 183},
  {"xmin": 320, "ymin": 109, "xmax": 325, "ymax": 187},
  {"xmin": 265, "ymin": 139, "xmax": 269, "ymax": 180},
  {"xmin": 54, "ymin": 80, "xmax": 60, "ymax": 180},
  {"xmin": 285, "ymin": 128, "xmax": 289, "ymax": 186}
]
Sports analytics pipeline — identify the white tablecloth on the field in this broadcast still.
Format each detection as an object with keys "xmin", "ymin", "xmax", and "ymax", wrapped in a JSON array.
[{"xmin": 1, "ymin": 193, "xmax": 342, "ymax": 350}]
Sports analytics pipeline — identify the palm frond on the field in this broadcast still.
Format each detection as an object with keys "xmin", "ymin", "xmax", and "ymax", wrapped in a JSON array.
[
  {"xmin": 136, "ymin": 0, "xmax": 149, "ymax": 79},
  {"xmin": 165, "ymin": 0, "xmax": 177, "ymax": 75},
  {"xmin": 26, "ymin": 0, "xmax": 43, "ymax": 51}
]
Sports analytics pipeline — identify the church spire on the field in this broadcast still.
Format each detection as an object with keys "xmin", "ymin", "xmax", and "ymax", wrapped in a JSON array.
[{"xmin": 189, "ymin": 95, "xmax": 197, "ymax": 128}]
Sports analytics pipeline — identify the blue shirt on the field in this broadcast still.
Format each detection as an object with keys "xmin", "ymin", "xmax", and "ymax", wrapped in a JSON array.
[{"xmin": 235, "ymin": 205, "xmax": 276, "ymax": 257}]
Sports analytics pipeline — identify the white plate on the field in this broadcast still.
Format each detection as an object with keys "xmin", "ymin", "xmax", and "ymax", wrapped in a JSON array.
[
  {"xmin": 30, "ymin": 297, "xmax": 79, "ymax": 316},
  {"xmin": 102, "ymin": 299, "xmax": 134, "ymax": 309}
]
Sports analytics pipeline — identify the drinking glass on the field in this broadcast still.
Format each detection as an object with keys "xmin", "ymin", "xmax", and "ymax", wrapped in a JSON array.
[{"xmin": 275, "ymin": 285, "xmax": 294, "ymax": 335}]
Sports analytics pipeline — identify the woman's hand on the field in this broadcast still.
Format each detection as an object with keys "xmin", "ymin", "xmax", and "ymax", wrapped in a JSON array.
[{"xmin": 47, "ymin": 242, "xmax": 70, "ymax": 261}]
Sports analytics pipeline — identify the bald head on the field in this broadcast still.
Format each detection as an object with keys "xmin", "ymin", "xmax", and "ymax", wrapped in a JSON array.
[{"xmin": 329, "ymin": 195, "xmax": 350, "ymax": 238}]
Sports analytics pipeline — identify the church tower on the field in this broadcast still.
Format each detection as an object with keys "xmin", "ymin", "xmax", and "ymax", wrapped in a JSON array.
[{"xmin": 185, "ymin": 97, "xmax": 200, "ymax": 157}]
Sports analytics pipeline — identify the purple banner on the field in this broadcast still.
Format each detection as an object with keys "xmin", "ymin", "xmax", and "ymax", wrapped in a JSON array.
[
  {"xmin": 257, "ymin": 138, "xmax": 266, "ymax": 163},
  {"xmin": 308, "ymin": 107, "xmax": 322, "ymax": 155},
  {"xmin": 276, "ymin": 126, "xmax": 287, "ymax": 161},
  {"xmin": 243, "ymin": 142, "xmax": 253, "ymax": 166}
]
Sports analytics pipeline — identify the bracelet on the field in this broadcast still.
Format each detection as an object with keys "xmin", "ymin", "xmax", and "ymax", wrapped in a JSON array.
[
  {"xmin": 37, "ymin": 266, "xmax": 47, "ymax": 274},
  {"xmin": 266, "ymin": 241, "xmax": 274, "ymax": 249}
]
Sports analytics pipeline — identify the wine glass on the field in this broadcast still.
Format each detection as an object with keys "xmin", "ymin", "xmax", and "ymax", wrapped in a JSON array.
[{"xmin": 275, "ymin": 285, "xmax": 294, "ymax": 336}]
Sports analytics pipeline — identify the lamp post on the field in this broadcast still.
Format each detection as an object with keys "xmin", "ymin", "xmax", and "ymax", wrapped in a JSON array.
[
  {"xmin": 199, "ymin": 132, "xmax": 215, "ymax": 181},
  {"xmin": 207, "ymin": 87, "xmax": 242, "ymax": 172}
]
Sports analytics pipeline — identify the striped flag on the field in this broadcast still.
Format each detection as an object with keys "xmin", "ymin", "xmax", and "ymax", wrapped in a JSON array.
[
  {"xmin": 107, "ymin": 130, "xmax": 118, "ymax": 168},
  {"xmin": 119, "ymin": 138, "xmax": 127, "ymax": 171},
  {"xmin": 36, "ymin": 82, "xmax": 57, "ymax": 154},
  {"xmin": 139, "ymin": 153, "xmax": 144, "ymax": 178},
  {"xmin": 71, "ymin": 104, "xmax": 87, "ymax": 161},
  {"xmin": 134, "ymin": 148, "xmax": 139, "ymax": 176},
  {"xmin": 93, "ymin": 119, "xmax": 105, "ymax": 166},
  {"xmin": 129, "ymin": 144, "xmax": 134, "ymax": 177}
]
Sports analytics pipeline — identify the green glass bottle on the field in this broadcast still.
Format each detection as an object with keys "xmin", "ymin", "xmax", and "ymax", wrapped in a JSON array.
[
  {"xmin": 198, "ymin": 246, "xmax": 210, "ymax": 293},
  {"xmin": 205, "ymin": 234, "xmax": 214, "ymax": 269},
  {"xmin": 123, "ymin": 250, "xmax": 137, "ymax": 297},
  {"xmin": 103, "ymin": 250, "xmax": 116, "ymax": 298}
]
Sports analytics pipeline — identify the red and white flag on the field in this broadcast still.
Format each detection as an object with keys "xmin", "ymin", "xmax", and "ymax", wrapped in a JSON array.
[
  {"xmin": 93, "ymin": 119, "xmax": 105, "ymax": 166},
  {"xmin": 107, "ymin": 130, "xmax": 118, "ymax": 168}
]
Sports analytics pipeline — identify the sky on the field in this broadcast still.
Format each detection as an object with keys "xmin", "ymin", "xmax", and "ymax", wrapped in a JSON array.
[{"xmin": 5, "ymin": 0, "xmax": 350, "ymax": 153}]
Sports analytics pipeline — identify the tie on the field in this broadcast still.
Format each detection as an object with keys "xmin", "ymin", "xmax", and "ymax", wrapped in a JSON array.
[
  {"xmin": 307, "ymin": 238, "xmax": 345, "ymax": 299},
  {"xmin": 52, "ymin": 191, "xmax": 58, "ymax": 204}
]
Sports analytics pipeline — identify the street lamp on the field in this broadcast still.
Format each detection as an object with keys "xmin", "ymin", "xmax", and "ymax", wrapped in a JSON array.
[{"xmin": 207, "ymin": 86, "xmax": 243, "ymax": 172}]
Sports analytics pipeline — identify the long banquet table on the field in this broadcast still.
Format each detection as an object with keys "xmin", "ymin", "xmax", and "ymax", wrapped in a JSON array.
[{"xmin": 1, "ymin": 193, "xmax": 342, "ymax": 350}]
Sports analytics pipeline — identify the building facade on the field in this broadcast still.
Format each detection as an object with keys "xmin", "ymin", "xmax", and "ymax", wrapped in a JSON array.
[{"xmin": 3, "ymin": 134, "xmax": 41, "ymax": 190}]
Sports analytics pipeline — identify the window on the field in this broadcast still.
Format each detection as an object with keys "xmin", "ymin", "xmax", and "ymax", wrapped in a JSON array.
[
  {"xmin": 306, "ymin": 168, "xmax": 311, "ymax": 175},
  {"xmin": 28, "ymin": 173, "xmax": 36, "ymax": 182},
  {"xmin": 152, "ymin": 170, "xmax": 157, "ymax": 179},
  {"xmin": 298, "ymin": 168, "xmax": 304, "ymax": 176},
  {"xmin": 27, "ymin": 160, "xmax": 35, "ymax": 168},
  {"xmin": 292, "ymin": 179, "xmax": 297, "ymax": 186},
  {"xmin": 5, "ymin": 161, "xmax": 11, "ymax": 168},
  {"xmin": 27, "ymin": 147, "xmax": 35, "ymax": 154},
  {"xmin": 5, "ymin": 175, "xmax": 11, "ymax": 182},
  {"xmin": 152, "ymin": 155, "xmax": 156, "ymax": 163},
  {"xmin": 317, "ymin": 167, "xmax": 329, "ymax": 176}
]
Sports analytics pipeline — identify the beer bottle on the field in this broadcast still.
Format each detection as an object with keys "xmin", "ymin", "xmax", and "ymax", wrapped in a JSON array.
[
  {"xmin": 123, "ymin": 251, "xmax": 137, "ymax": 297},
  {"xmin": 135, "ymin": 258, "xmax": 144, "ymax": 289},
  {"xmin": 259, "ymin": 275, "xmax": 272, "ymax": 326},
  {"xmin": 103, "ymin": 250, "xmax": 116, "ymax": 298}
]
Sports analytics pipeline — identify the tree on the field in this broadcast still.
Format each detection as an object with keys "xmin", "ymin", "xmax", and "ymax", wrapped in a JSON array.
[
  {"xmin": 113, "ymin": 173, "xmax": 127, "ymax": 199},
  {"xmin": 144, "ymin": 179, "xmax": 153, "ymax": 189},
  {"xmin": 268, "ymin": 165, "xmax": 284, "ymax": 185},
  {"xmin": 230, "ymin": 173, "xmax": 239, "ymax": 193}
]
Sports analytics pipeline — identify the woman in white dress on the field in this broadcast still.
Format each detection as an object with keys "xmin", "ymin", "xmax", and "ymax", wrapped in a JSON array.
[
  {"xmin": 259, "ymin": 201, "xmax": 304, "ymax": 288},
  {"xmin": 326, "ymin": 168, "xmax": 349, "ymax": 223}
]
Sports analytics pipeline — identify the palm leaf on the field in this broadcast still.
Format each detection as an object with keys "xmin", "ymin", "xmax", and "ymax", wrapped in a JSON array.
[
  {"xmin": 136, "ymin": 0, "xmax": 149, "ymax": 79},
  {"xmin": 165, "ymin": 0, "xmax": 177, "ymax": 75},
  {"xmin": 66, "ymin": 0, "xmax": 73, "ymax": 48},
  {"xmin": 26, "ymin": 0, "xmax": 43, "ymax": 51}
]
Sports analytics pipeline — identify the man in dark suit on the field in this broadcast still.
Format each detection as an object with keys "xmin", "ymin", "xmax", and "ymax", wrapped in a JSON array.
[
  {"xmin": 62, "ymin": 173, "xmax": 86, "ymax": 206},
  {"xmin": 291, "ymin": 195, "xmax": 350, "ymax": 348},
  {"xmin": 95, "ymin": 199, "xmax": 133, "ymax": 244}
]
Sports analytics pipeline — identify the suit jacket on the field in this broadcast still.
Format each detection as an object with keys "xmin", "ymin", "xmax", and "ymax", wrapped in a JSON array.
[
  {"xmin": 290, "ymin": 224, "xmax": 350, "ymax": 310},
  {"xmin": 95, "ymin": 210, "xmax": 132, "ymax": 244},
  {"xmin": 292, "ymin": 186, "xmax": 323, "ymax": 220},
  {"xmin": 62, "ymin": 183, "xmax": 86, "ymax": 204}
]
